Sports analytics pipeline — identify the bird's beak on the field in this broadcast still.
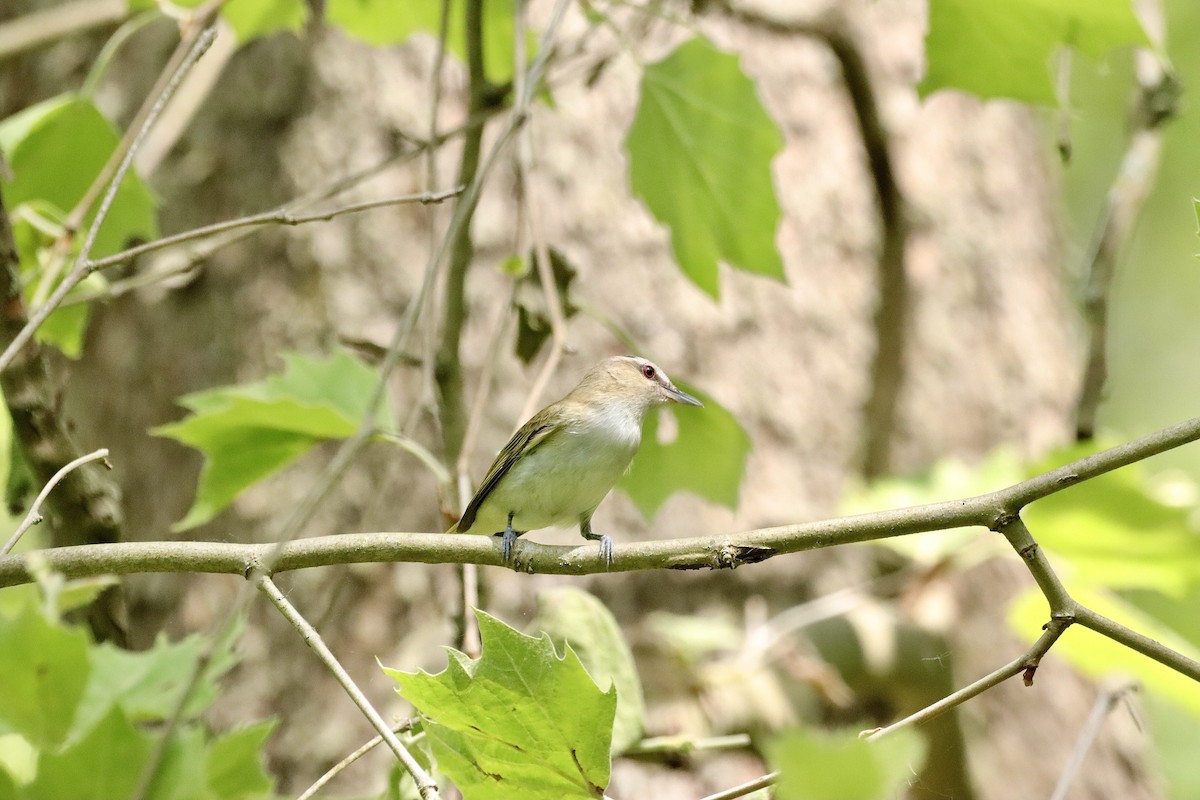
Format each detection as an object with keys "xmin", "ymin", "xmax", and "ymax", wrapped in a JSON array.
[{"xmin": 665, "ymin": 384, "xmax": 703, "ymax": 407}]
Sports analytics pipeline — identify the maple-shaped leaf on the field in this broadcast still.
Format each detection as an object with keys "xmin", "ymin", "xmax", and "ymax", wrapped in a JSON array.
[
  {"xmin": 385, "ymin": 611, "xmax": 616, "ymax": 799},
  {"xmin": 154, "ymin": 349, "xmax": 387, "ymax": 530}
]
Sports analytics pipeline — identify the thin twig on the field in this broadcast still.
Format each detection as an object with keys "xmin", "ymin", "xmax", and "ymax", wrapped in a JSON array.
[
  {"xmin": 1074, "ymin": 0, "xmax": 1174, "ymax": 440},
  {"xmin": 254, "ymin": 573, "xmax": 440, "ymax": 800},
  {"xmin": 294, "ymin": 718, "xmax": 417, "ymax": 800},
  {"xmin": 0, "ymin": 26, "xmax": 219, "ymax": 374},
  {"xmin": 863, "ymin": 618, "xmax": 1072, "ymax": 740},
  {"xmin": 1049, "ymin": 682, "xmax": 1140, "ymax": 800},
  {"xmin": 78, "ymin": 186, "xmax": 465, "ymax": 276},
  {"xmin": 1, "ymin": 448, "xmax": 110, "ymax": 556},
  {"xmin": 625, "ymin": 733, "xmax": 752, "ymax": 757},
  {"xmin": 696, "ymin": 770, "xmax": 780, "ymax": 800},
  {"xmin": 0, "ymin": 0, "xmax": 124, "ymax": 62}
]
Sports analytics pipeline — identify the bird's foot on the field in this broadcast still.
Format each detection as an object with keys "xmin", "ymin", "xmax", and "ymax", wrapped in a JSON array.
[
  {"xmin": 583, "ymin": 530, "xmax": 614, "ymax": 568},
  {"xmin": 494, "ymin": 528, "xmax": 521, "ymax": 564}
]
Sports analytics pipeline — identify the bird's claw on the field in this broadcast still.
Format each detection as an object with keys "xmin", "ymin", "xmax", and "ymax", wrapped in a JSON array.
[
  {"xmin": 495, "ymin": 528, "xmax": 519, "ymax": 564},
  {"xmin": 598, "ymin": 534, "xmax": 613, "ymax": 568}
]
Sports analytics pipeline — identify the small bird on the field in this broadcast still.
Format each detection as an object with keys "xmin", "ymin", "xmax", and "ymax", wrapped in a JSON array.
[{"xmin": 456, "ymin": 355, "xmax": 702, "ymax": 565}]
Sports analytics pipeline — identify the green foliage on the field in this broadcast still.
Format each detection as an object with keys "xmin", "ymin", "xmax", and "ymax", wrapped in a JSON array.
[
  {"xmin": 513, "ymin": 248, "xmax": 580, "ymax": 364},
  {"xmin": 326, "ymin": 0, "xmax": 523, "ymax": 84},
  {"xmin": 921, "ymin": 0, "xmax": 1150, "ymax": 103},
  {"xmin": 386, "ymin": 610, "xmax": 616, "ymax": 799},
  {"xmin": 154, "ymin": 349, "xmax": 388, "ymax": 530},
  {"xmin": 768, "ymin": 727, "xmax": 924, "ymax": 800},
  {"xmin": 163, "ymin": 0, "xmax": 307, "ymax": 41},
  {"xmin": 0, "ymin": 604, "xmax": 90, "ymax": 749},
  {"xmin": 841, "ymin": 449, "xmax": 1022, "ymax": 568},
  {"xmin": 1025, "ymin": 446, "xmax": 1200, "ymax": 595},
  {"xmin": 0, "ymin": 94, "xmax": 158, "ymax": 355},
  {"xmin": 530, "ymin": 587, "xmax": 645, "ymax": 753},
  {"xmin": 620, "ymin": 384, "xmax": 749, "ymax": 517},
  {"xmin": 625, "ymin": 37, "xmax": 785, "ymax": 298},
  {"xmin": 0, "ymin": 599, "xmax": 273, "ymax": 799}
]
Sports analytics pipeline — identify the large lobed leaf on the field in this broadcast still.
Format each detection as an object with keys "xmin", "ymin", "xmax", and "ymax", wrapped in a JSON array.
[
  {"xmin": 921, "ymin": 0, "xmax": 1151, "ymax": 104},
  {"xmin": 386, "ymin": 611, "xmax": 616, "ymax": 799},
  {"xmin": 626, "ymin": 37, "xmax": 785, "ymax": 298},
  {"xmin": 154, "ymin": 349, "xmax": 387, "ymax": 530},
  {"xmin": 530, "ymin": 587, "xmax": 646, "ymax": 754}
]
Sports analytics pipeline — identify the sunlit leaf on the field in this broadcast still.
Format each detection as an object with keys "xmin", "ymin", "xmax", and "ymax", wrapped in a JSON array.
[
  {"xmin": 1009, "ymin": 586, "xmax": 1200, "ymax": 718},
  {"xmin": 768, "ymin": 727, "xmax": 924, "ymax": 800},
  {"xmin": 531, "ymin": 587, "xmax": 645, "ymax": 753},
  {"xmin": 1024, "ymin": 444, "xmax": 1200, "ymax": 596},
  {"xmin": 326, "ymin": 0, "xmax": 525, "ymax": 84},
  {"xmin": 154, "ymin": 349, "xmax": 386, "ymax": 530},
  {"xmin": 0, "ymin": 604, "xmax": 90, "ymax": 750},
  {"xmin": 386, "ymin": 611, "xmax": 615, "ymax": 799},
  {"xmin": 922, "ymin": 0, "xmax": 1151, "ymax": 104},
  {"xmin": 626, "ymin": 37, "xmax": 785, "ymax": 297}
]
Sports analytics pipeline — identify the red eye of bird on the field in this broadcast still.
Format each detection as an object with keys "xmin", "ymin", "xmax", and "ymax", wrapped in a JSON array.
[{"xmin": 641, "ymin": 364, "xmax": 656, "ymax": 380}]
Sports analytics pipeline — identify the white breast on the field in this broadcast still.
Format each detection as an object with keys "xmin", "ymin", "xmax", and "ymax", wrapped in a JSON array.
[{"xmin": 470, "ymin": 403, "xmax": 643, "ymax": 534}]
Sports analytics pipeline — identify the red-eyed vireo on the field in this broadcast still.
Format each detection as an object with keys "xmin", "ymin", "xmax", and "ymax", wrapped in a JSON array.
[{"xmin": 456, "ymin": 355, "xmax": 703, "ymax": 565}]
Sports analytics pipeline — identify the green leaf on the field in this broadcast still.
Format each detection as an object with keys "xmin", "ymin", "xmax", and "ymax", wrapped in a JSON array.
[
  {"xmin": 530, "ymin": 587, "xmax": 645, "ymax": 753},
  {"xmin": 167, "ymin": 0, "xmax": 307, "ymax": 41},
  {"xmin": 0, "ymin": 604, "xmax": 90, "ymax": 749},
  {"xmin": 1024, "ymin": 444, "xmax": 1200, "ymax": 596},
  {"xmin": 147, "ymin": 726, "xmax": 209, "ymax": 800},
  {"xmin": 625, "ymin": 37, "xmax": 785, "ymax": 297},
  {"xmin": 769, "ymin": 727, "xmax": 923, "ymax": 800},
  {"xmin": 326, "ymin": 0, "xmax": 524, "ymax": 84},
  {"xmin": 921, "ymin": 0, "xmax": 1151, "ymax": 104},
  {"xmin": 206, "ymin": 721, "xmax": 277, "ymax": 798},
  {"xmin": 386, "ymin": 610, "xmax": 616, "ymax": 799},
  {"xmin": 0, "ymin": 733, "xmax": 36, "ymax": 788},
  {"xmin": 0, "ymin": 95, "xmax": 158, "ymax": 259},
  {"xmin": 841, "ymin": 449, "xmax": 1022, "ymax": 568},
  {"xmin": 0, "ymin": 96, "xmax": 155, "ymax": 353},
  {"xmin": 222, "ymin": 0, "xmax": 307, "ymax": 41},
  {"xmin": 1146, "ymin": 693, "xmax": 1200, "ymax": 800},
  {"xmin": 1009, "ymin": 586, "xmax": 1200, "ymax": 717},
  {"xmin": 26, "ymin": 707, "xmax": 153, "ymax": 800},
  {"xmin": 154, "ymin": 349, "xmax": 386, "ymax": 530},
  {"xmin": 71, "ymin": 630, "xmax": 239, "ymax": 742},
  {"xmin": 620, "ymin": 384, "xmax": 748, "ymax": 517}
]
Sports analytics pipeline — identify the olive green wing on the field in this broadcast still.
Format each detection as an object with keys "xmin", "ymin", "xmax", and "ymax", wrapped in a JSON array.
[{"xmin": 457, "ymin": 417, "xmax": 561, "ymax": 532}]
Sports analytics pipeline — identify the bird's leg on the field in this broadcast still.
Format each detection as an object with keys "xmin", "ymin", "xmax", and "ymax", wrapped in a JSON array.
[
  {"xmin": 580, "ymin": 514, "xmax": 613, "ymax": 567},
  {"xmin": 493, "ymin": 512, "xmax": 522, "ymax": 564}
]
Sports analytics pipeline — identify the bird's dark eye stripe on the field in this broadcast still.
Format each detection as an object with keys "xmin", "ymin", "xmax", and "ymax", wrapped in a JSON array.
[{"xmin": 641, "ymin": 364, "xmax": 656, "ymax": 379}]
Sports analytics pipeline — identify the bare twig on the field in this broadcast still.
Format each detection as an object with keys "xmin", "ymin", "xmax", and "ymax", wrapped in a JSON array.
[
  {"xmin": 295, "ymin": 718, "xmax": 417, "ymax": 800},
  {"xmin": 1049, "ymin": 682, "xmax": 1140, "ymax": 800},
  {"xmin": 863, "ymin": 618, "xmax": 1071, "ymax": 740},
  {"xmin": 74, "ymin": 186, "xmax": 465, "ymax": 278},
  {"xmin": 0, "ymin": 25, "xmax": 219, "ymax": 374},
  {"xmin": 254, "ymin": 573, "xmax": 440, "ymax": 800},
  {"xmin": 1, "ymin": 448, "xmax": 110, "ymax": 556},
  {"xmin": 696, "ymin": 770, "xmax": 780, "ymax": 800},
  {"xmin": 0, "ymin": 0, "xmax": 124, "ymax": 61},
  {"xmin": 625, "ymin": 733, "xmax": 752, "ymax": 758},
  {"xmin": 1074, "ymin": 0, "xmax": 1175, "ymax": 440}
]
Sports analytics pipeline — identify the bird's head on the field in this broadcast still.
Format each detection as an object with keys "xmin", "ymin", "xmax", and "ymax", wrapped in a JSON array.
[{"xmin": 575, "ymin": 356, "xmax": 704, "ymax": 414}]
